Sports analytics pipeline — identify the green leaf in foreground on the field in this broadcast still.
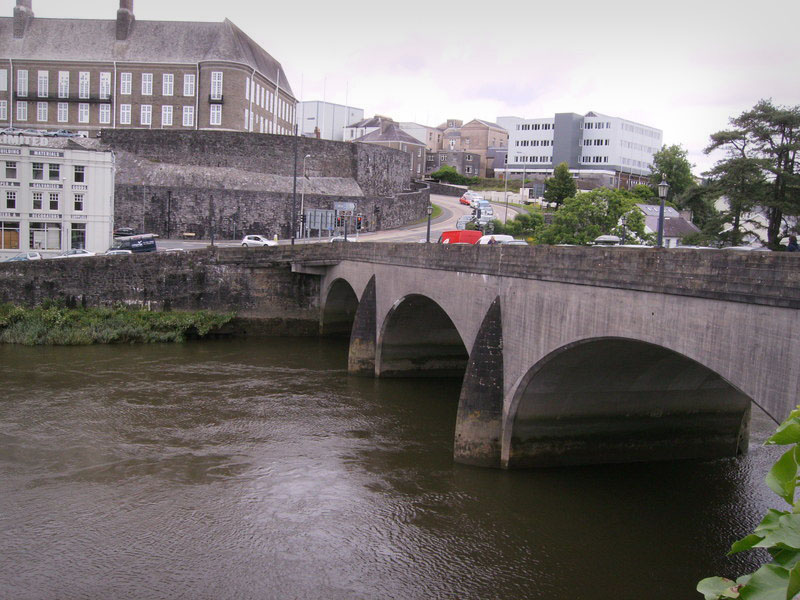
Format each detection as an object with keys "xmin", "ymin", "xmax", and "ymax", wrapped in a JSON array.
[{"xmin": 697, "ymin": 576, "xmax": 740, "ymax": 599}]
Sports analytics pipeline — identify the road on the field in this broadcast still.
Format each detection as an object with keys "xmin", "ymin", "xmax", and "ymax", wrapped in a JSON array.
[{"xmin": 159, "ymin": 193, "xmax": 527, "ymax": 250}]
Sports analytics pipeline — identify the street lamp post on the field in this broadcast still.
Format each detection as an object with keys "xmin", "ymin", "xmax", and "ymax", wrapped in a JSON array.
[
  {"xmin": 291, "ymin": 125, "xmax": 299, "ymax": 246},
  {"xmin": 300, "ymin": 154, "xmax": 311, "ymax": 239},
  {"xmin": 426, "ymin": 204, "xmax": 433, "ymax": 243},
  {"xmin": 656, "ymin": 178, "xmax": 669, "ymax": 248},
  {"xmin": 503, "ymin": 165, "xmax": 509, "ymax": 223}
]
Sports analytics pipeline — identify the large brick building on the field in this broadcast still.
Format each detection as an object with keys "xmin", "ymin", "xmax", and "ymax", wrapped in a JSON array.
[{"xmin": 0, "ymin": 0, "xmax": 297, "ymax": 137}]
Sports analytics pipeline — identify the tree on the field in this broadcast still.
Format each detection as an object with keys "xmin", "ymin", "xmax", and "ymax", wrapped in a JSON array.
[
  {"xmin": 430, "ymin": 165, "xmax": 477, "ymax": 186},
  {"xmin": 705, "ymin": 99, "xmax": 800, "ymax": 249},
  {"xmin": 491, "ymin": 208, "xmax": 544, "ymax": 239},
  {"xmin": 698, "ymin": 406, "xmax": 800, "ymax": 600},
  {"xmin": 543, "ymin": 162, "xmax": 577, "ymax": 207},
  {"xmin": 649, "ymin": 144, "xmax": 696, "ymax": 202},
  {"xmin": 535, "ymin": 188, "xmax": 649, "ymax": 245}
]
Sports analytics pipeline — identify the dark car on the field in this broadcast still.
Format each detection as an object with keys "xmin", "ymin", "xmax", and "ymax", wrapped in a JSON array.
[{"xmin": 113, "ymin": 227, "xmax": 136, "ymax": 237}]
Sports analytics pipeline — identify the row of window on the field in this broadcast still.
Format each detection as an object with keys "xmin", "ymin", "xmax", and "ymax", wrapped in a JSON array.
[
  {"xmin": 583, "ymin": 121, "xmax": 612, "ymax": 130},
  {"xmin": 0, "ymin": 221, "xmax": 86, "ymax": 251},
  {"xmin": 620, "ymin": 122, "xmax": 660, "ymax": 139},
  {"xmin": 4, "ymin": 190, "xmax": 85, "ymax": 212},
  {"xmin": 4, "ymin": 161, "xmax": 85, "ymax": 182},
  {"xmin": 580, "ymin": 156, "xmax": 610, "ymax": 163},
  {"xmin": 621, "ymin": 157, "xmax": 647, "ymax": 168},
  {"xmin": 620, "ymin": 140, "xmax": 659, "ymax": 154},
  {"xmin": 516, "ymin": 123, "xmax": 553, "ymax": 131},
  {"xmin": 583, "ymin": 139, "xmax": 610, "ymax": 146},
  {"xmin": 4, "ymin": 100, "xmax": 211, "ymax": 127},
  {"xmin": 515, "ymin": 156, "xmax": 552, "ymax": 163},
  {"xmin": 3, "ymin": 69, "xmax": 209, "ymax": 100},
  {"xmin": 515, "ymin": 139, "xmax": 553, "ymax": 147},
  {"xmin": 244, "ymin": 109, "xmax": 292, "ymax": 135},
  {"xmin": 245, "ymin": 77, "xmax": 294, "ymax": 126}
]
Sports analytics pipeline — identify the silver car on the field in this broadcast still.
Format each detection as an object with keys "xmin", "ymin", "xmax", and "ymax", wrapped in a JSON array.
[{"xmin": 241, "ymin": 235, "xmax": 277, "ymax": 247}]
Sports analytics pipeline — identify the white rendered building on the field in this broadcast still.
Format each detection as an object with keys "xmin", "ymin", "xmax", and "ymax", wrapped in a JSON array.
[
  {"xmin": 0, "ymin": 132, "xmax": 114, "ymax": 258},
  {"xmin": 496, "ymin": 111, "xmax": 662, "ymax": 188},
  {"xmin": 297, "ymin": 101, "xmax": 363, "ymax": 141}
]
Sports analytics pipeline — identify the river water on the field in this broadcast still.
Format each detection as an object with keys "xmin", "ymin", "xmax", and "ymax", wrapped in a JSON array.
[{"xmin": 0, "ymin": 338, "xmax": 785, "ymax": 599}]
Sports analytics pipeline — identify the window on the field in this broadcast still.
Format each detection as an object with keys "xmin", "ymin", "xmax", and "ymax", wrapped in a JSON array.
[
  {"xmin": 17, "ymin": 70, "xmax": 27, "ymax": 97},
  {"xmin": 16, "ymin": 101, "xmax": 27, "ymax": 121},
  {"xmin": 210, "ymin": 71, "xmax": 223, "ymax": 100},
  {"xmin": 37, "ymin": 101, "xmax": 48, "ymax": 122},
  {"xmin": 73, "ymin": 193, "xmax": 84, "ymax": 212},
  {"xmin": 57, "ymin": 102, "xmax": 68, "ymax": 123},
  {"xmin": 48, "ymin": 163, "xmax": 60, "ymax": 180},
  {"xmin": 49, "ymin": 192, "xmax": 59, "ymax": 211},
  {"xmin": 141, "ymin": 104, "xmax": 152, "ymax": 126},
  {"xmin": 32, "ymin": 191, "xmax": 43, "ymax": 209},
  {"xmin": 466, "ymin": 154, "xmax": 472, "ymax": 161},
  {"xmin": 32, "ymin": 163, "xmax": 44, "ymax": 180},
  {"xmin": 465, "ymin": 166, "xmax": 473, "ymax": 174},
  {"xmin": 73, "ymin": 166, "xmax": 85, "ymax": 182},
  {"xmin": 120, "ymin": 104, "xmax": 131, "ymax": 124},
  {"xmin": 38, "ymin": 71, "xmax": 48, "ymax": 97},
  {"xmin": 0, "ymin": 69, "xmax": 6, "ymax": 92},
  {"xmin": 100, "ymin": 72, "xmax": 111, "ymax": 99},
  {"xmin": 0, "ymin": 221, "xmax": 19, "ymax": 250},
  {"xmin": 99, "ymin": 103, "xmax": 110, "ymax": 124},
  {"xmin": 5, "ymin": 162, "xmax": 16, "ymax": 179},
  {"xmin": 0, "ymin": 100, "xmax": 6, "ymax": 121},
  {"xmin": 29, "ymin": 222, "xmax": 61, "ymax": 250},
  {"xmin": 161, "ymin": 105, "xmax": 173, "ymax": 127},
  {"xmin": 245, "ymin": 77, "xmax": 250, "ymax": 101},
  {"xmin": 5, "ymin": 191, "xmax": 16, "ymax": 209},
  {"xmin": 71, "ymin": 223, "xmax": 86, "ymax": 249},
  {"xmin": 210, "ymin": 104, "xmax": 221, "ymax": 126},
  {"xmin": 120, "ymin": 72, "xmax": 132, "ymax": 95},
  {"xmin": 141, "ymin": 73, "xmax": 153, "ymax": 96},
  {"xmin": 182, "ymin": 105, "xmax": 194, "ymax": 127},
  {"xmin": 78, "ymin": 103, "xmax": 89, "ymax": 123},
  {"xmin": 244, "ymin": 108, "xmax": 249, "ymax": 130},
  {"xmin": 162, "ymin": 73, "xmax": 173, "ymax": 96},
  {"xmin": 183, "ymin": 74, "xmax": 195, "ymax": 96},
  {"xmin": 58, "ymin": 71, "xmax": 69, "ymax": 98},
  {"xmin": 79, "ymin": 72, "xmax": 90, "ymax": 99}
]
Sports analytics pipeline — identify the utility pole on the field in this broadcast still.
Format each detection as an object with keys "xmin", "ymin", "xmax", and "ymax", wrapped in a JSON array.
[{"xmin": 291, "ymin": 124, "xmax": 298, "ymax": 245}]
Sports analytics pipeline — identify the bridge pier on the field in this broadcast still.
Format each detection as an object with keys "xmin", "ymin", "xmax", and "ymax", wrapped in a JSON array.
[
  {"xmin": 348, "ymin": 276, "xmax": 377, "ymax": 376},
  {"xmin": 454, "ymin": 298, "xmax": 504, "ymax": 468}
]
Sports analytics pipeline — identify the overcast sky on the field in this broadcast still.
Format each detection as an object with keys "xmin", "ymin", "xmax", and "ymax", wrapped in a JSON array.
[{"xmin": 9, "ymin": 0, "xmax": 800, "ymax": 174}]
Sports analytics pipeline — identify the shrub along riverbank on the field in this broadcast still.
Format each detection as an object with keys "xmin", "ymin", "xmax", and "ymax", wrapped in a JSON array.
[{"xmin": 0, "ymin": 302, "xmax": 235, "ymax": 345}]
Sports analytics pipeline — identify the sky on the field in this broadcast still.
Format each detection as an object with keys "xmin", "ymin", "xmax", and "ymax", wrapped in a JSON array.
[{"xmin": 7, "ymin": 0, "xmax": 799, "ymax": 174}]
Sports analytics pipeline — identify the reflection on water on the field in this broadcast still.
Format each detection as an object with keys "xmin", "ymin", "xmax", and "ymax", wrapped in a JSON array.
[{"xmin": 0, "ymin": 338, "xmax": 783, "ymax": 599}]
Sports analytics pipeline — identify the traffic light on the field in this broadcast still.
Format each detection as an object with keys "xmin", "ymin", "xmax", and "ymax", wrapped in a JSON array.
[
  {"xmin": 336, "ymin": 216, "xmax": 342, "ymax": 227},
  {"xmin": 356, "ymin": 215, "xmax": 362, "ymax": 230},
  {"xmin": 300, "ymin": 214, "xmax": 306, "ymax": 224}
]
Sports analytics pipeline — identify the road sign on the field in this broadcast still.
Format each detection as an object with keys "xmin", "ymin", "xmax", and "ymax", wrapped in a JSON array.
[{"xmin": 334, "ymin": 201, "xmax": 356, "ymax": 213}]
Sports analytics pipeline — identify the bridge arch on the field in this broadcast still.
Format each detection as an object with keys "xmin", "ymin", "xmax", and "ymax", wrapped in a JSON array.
[
  {"xmin": 376, "ymin": 293, "xmax": 469, "ymax": 378},
  {"xmin": 321, "ymin": 278, "xmax": 359, "ymax": 337},
  {"xmin": 502, "ymin": 337, "xmax": 752, "ymax": 469}
]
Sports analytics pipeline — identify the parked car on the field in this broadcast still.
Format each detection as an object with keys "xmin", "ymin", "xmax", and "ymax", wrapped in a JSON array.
[
  {"xmin": 3, "ymin": 251, "xmax": 42, "ymax": 262},
  {"xmin": 329, "ymin": 236, "xmax": 356, "ymax": 242},
  {"xmin": 104, "ymin": 249, "xmax": 133, "ymax": 255},
  {"xmin": 456, "ymin": 215, "xmax": 475, "ymax": 230},
  {"xmin": 459, "ymin": 191, "xmax": 480, "ymax": 206},
  {"xmin": 241, "ymin": 235, "xmax": 277, "ymax": 247},
  {"xmin": 475, "ymin": 200, "xmax": 494, "ymax": 217},
  {"xmin": 53, "ymin": 248, "xmax": 96, "ymax": 258},
  {"xmin": 113, "ymin": 227, "xmax": 136, "ymax": 237},
  {"xmin": 112, "ymin": 233, "xmax": 158, "ymax": 253},
  {"xmin": 469, "ymin": 194, "xmax": 485, "ymax": 208}
]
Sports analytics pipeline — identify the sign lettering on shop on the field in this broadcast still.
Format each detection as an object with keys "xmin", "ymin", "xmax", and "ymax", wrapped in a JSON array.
[
  {"xmin": 30, "ymin": 183, "xmax": 62, "ymax": 190},
  {"xmin": 30, "ymin": 150, "xmax": 64, "ymax": 158},
  {"xmin": 0, "ymin": 147, "xmax": 22, "ymax": 155}
]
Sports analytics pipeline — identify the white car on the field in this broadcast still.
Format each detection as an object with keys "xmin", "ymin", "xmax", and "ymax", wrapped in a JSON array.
[
  {"xmin": 241, "ymin": 235, "xmax": 277, "ymax": 247},
  {"xmin": 53, "ymin": 248, "xmax": 96, "ymax": 258},
  {"xmin": 104, "ymin": 249, "xmax": 133, "ymax": 256},
  {"xmin": 477, "ymin": 234, "xmax": 516, "ymax": 245}
]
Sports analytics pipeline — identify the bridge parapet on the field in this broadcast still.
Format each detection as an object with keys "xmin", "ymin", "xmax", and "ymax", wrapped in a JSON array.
[{"xmin": 217, "ymin": 244, "xmax": 800, "ymax": 309}]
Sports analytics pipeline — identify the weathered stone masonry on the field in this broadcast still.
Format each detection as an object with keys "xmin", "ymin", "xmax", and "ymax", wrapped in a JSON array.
[{"xmin": 102, "ymin": 129, "xmax": 430, "ymax": 239}]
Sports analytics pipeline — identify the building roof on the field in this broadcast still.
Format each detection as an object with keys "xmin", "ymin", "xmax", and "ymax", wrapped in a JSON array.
[
  {"xmin": 355, "ymin": 122, "xmax": 425, "ymax": 146},
  {"xmin": 637, "ymin": 204, "xmax": 700, "ymax": 238},
  {"xmin": 346, "ymin": 115, "xmax": 395, "ymax": 129},
  {"xmin": 464, "ymin": 118, "xmax": 506, "ymax": 131},
  {"xmin": 0, "ymin": 16, "xmax": 294, "ymax": 96}
]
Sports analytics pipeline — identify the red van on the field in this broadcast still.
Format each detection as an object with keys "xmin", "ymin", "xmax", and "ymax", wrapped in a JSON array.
[{"xmin": 438, "ymin": 230, "xmax": 482, "ymax": 244}]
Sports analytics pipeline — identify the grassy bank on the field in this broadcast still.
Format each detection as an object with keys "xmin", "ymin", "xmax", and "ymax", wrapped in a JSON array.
[{"xmin": 0, "ymin": 302, "xmax": 235, "ymax": 345}]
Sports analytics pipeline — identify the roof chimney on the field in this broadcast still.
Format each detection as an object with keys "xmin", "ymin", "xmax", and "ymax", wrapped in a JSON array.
[
  {"xmin": 13, "ymin": 0, "xmax": 34, "ymax": 39},
  {"xmin": 116, "ymin": 0, "xmax": 135, "ymax": 41}
]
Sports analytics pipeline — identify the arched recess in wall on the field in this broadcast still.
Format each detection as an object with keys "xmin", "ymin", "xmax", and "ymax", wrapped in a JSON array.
[
  {"xmin": 376, "ymin": 294, "xmax": 468, "ymax": 378},
  {"xmin": 321, "ymin": 278, "xmax": 359, "ymax": 337},
  {"xmin": 503, "ymin": 337, "xmax": 752, "ymax": 469}
]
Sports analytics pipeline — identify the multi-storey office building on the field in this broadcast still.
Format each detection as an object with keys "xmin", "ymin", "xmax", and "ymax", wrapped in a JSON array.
[
  {"xmin": 496, "ymin": 112, "xmax": 662, "ymax": 188},
  {"xmin": 297, "ymin": 101, "xmax": 363, "ymax": 141},
  {"xmin": 0, "ymin": 132, "xmax": 114, "ymax": 258},
  {"xmin": 0, "ymin": 0, "xmax": 297, "ymax": 137}
]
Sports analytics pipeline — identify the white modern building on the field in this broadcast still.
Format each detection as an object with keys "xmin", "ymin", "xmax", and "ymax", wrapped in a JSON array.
[
  {"xmin": 297, "ymin": 101, "xmax": 363, "ymax": 141},
  {"xmin": 496, "ymin": 111, "xmax": 662, "ymax": 189},
  {"xmin": 0, "ymin": 132, "xmax": 114, "ymax": 258}
]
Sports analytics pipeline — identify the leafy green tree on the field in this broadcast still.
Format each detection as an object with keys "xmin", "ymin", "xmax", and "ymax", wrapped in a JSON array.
[
  {"xmin": 649, "ymin": 144, "xmax": 696, "ymax": 202},
  {"xmin": 430, "ymin": 165, "xmax": 478, "ymax": 186},
  {"xmin": 705, "ymin": 99, "xmax": 800, "ymax": 249},
  {"xmin": 535, "ymin": 188, "xmax": 649, "ymax": 245},
  {"xmin": 698, "ymin": 406, "xmax": 800, "ymax": 600},
  {"xmin": 491, "ymin": 209, "xmax": 545, "ymax": 239},
  {"xmin": 543, "ymin": 162, "xmax": 577, "ymax": 208},
  {"xmin": 630, "ymin": 184, "xmax": 656, "ymax": 202}
]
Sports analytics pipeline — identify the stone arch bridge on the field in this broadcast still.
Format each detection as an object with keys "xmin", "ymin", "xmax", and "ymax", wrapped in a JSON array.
[{"xmin": 292, "ymin": 243, "xmax": 800, "ymax": 469}]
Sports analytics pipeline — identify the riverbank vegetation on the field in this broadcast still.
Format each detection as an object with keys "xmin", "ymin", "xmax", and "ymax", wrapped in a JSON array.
[{"xmin": 0, "ymin": 302, "xmax": 234, "ymax": 345}]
